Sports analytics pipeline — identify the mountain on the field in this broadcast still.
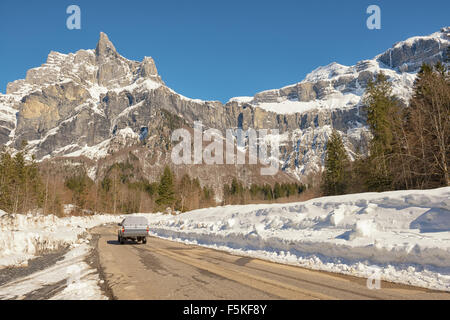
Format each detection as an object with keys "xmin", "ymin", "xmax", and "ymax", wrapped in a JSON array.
[{"xmin": 0, "ymin": 28, "xmax": 449, "ymax": 194}]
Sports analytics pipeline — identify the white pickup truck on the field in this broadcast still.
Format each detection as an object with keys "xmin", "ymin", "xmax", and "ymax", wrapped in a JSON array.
[{"xmin": 118, "ymin": 216, "xmax": 149, "ymax": 244}]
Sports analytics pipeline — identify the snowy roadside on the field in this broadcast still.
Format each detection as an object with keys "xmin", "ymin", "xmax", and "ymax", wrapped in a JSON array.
[
  {"xmin": 140, "ymin": 187, "xmax": 450, "ymax": 292},
  {"xmin": 0, "ymin": 213, "xmax": 121, "ymax": 300},
  {"xmin": 0, "ymin": 243, "xmax": 107, "ymax": 300},
  {"xmin": 0, "ymin": 187, "xmax": 448, "ymax": 298},
  {"xmin": 0, "ymin": 213, "xmax": 120, "ymax": 269}
]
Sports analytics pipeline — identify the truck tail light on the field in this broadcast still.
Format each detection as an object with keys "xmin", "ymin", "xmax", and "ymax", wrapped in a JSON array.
[
  {"xmin": 146, "ymin": 226, "xmax": 149, "ymax": 233},
  {"xmin": 122, "ymin": 227, "xmax": 125, "ymax": 233}
]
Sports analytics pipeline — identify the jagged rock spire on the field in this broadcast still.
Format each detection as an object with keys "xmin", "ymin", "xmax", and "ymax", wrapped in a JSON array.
[
  {"xmin": 95, "ymin": 32, "xmax": 117, "ymax": 58},
  {"xmin": 141, "ymin": 56, "xmax": 158, "ymax": 77}
]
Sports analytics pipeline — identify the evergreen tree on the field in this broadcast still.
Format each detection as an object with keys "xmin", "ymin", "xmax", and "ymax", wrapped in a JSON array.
[
  {"xmin": 178, "ymin": 174, "xmax": 192, "ymax": 212},
  {"xmin": 363, "ymin": 72, "xmax": 400, "ymax": 191},
  {"xmin": 230, "ymin": 178, "xmax": 240, "ymax": 195},
  {"xmin": 156, "ymin": 166, "xmax": 176, "ymax": 209},
  {"xmin": 0, "ymin": 148, "xmax": 43, "ymax": 213},
  {"xmin": 25, "ymin": 155, "xmax": 44, "ymax": 210},
  {"xmin": 321, "ymin": 129, "xmax": 349, "ymax": 195},
  {"xmin": 0, "ymin": 150, "xmax": 14, "ymax": 212},
  {"xmin": 262, "ymin": 184, "xmax": 273, "ymax": 200},
  {"xmin": 249, "ymin": 184, "xmax": 260, "ymax": 199},
  {"xmin": 65, "ymin": 173, "xmax": 93, "ymax": 211},
  {"xmin": 273, "ymin": 182, "xmax": 282, "ymax": 199},
  {"xmin": 12, "ymin": 151, "xmax": 26, "ymax": 213}
]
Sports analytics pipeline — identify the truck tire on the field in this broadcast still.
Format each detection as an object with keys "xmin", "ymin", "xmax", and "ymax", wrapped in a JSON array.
[
  {"xmin": 142, "ymin": 237, "xmax": 147, "ymax": 244},
  {"xmin": 119, "ymin": 236, "xmax": 125, "ymax": 244}
]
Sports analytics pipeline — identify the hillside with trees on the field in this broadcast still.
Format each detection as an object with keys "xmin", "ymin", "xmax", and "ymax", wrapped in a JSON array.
[{"xmin": 322, "ymin": 62, "xmax": 449, "ymax": 195}]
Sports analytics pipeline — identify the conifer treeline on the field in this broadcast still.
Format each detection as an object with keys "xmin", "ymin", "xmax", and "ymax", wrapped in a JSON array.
[
  {"xmin": 0, "ymin": 149, "xmax": 43, "ymax": 214},
  {"xmin": 62, "ymin": 165, "xmax": 217, "ymax": 215},
  {"xmin": 0, "ymin": 148, "xmax": 307, "ymax": 215},
  {"xmin": 0, "ymin": 155, "xmax": 216, "ymax": 215},
  {"xmin": 0, "ymin": 147, "xmax": 308, "ymax": 214},
  {"xmin": 322, "ymin": 62, "xmax": 450, "ymax": 195},
  {"xmin": 223, "ymin": 178, "xmax": 306, "ymax": 205}
]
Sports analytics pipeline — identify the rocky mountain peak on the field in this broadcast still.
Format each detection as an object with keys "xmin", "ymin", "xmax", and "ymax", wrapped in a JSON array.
[
  {"xmin": 95, "ymin": 32, "xmax": 118, "ymax": 58},
  {"xmin": 140, "ymin": 56, "xmax": 159, "ymax": 78},
  {"xmin": 376, "ymin": 27, "xmax": 449, "ymax": 72}
]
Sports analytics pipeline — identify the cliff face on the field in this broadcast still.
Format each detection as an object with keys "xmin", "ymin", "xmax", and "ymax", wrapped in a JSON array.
[{"xmin": 0, "ymin": 28, "xmax": 449, "ymax": 186}]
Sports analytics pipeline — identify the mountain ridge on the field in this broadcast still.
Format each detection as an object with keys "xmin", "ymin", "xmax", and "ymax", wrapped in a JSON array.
[{"xmin": 0, "ymin": 27, "xmax": 448, "ymax": 190}]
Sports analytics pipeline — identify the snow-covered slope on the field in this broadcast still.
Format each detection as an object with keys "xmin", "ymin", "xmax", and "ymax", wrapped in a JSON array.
[
  {"xmin": 250, "ymin": 61, "xmax": 416, "ymax": 115},
  {"xmin": 144, "ymin": 187, "xmax": 450, "ymax": 291},
  {"xmin": 229, "ymin": 28, "xmax": 450, "ymax": 115}
]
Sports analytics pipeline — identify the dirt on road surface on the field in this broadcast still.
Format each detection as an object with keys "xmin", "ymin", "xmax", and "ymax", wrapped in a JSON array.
[{"xmin": 92, "ymin": 225, "xmax": 450, "ymax": 300}]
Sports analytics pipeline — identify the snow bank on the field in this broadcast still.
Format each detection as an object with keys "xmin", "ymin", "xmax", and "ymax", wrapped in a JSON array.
[
  {"xmin": 0, "ymin": 212, "xmax": 123, "ymax": 300},
  {"xmin": 0, "ymin": 243, "xmax": 107, "ymax": 300},
  {"xmin": 0, "ymin": 213, "xmax": 120, "ymax": 268},
  {"xmin": 143, "ymin": 187, "xmax": 450, "ymax": 291}
]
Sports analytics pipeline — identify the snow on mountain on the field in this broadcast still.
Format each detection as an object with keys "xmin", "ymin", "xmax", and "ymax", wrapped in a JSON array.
[
  {"xmin": 227, "ymin": 96, "xmax": 254, "ymax": 104},
  {"xmin": 391, "ymin": 28, "xmax": 449, "ymax": 49},
  {"xmin": 0, "ymin": 94, "xmax": 17, "ymax": 145},
  {"xmin": 144, "ymin": 187, "xmax": 450, "ymax": 291},
  {"xmin": 222, "ymin": 27, "xmax": 448, "ymax": 178},
  {"xmin": 0, "ymin": 100, "xmax": 16, "ymax": 124},
  {"xmin": 0, "ymin": 28, "xmax": 448, "ymax": 182},
  {"xmin": 229, "ymin": 53, "xmax": 426, "ymax": 116},
  {"xmin": 254, "ymin": 91, "xmax": 363, "ymax": 115},
  {"xmin": 378, "ymin": 27, "xmax": 450, "ymax": 71}
]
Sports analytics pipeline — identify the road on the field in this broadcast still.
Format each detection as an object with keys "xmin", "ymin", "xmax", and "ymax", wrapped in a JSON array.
[{"xmin": 92, "ymin": 226, "xmax": 450, "ymax": 300}]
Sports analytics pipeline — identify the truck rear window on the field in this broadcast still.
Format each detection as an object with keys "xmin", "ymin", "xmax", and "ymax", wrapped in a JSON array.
[{"xmin": 122, "ymin": 216, "xmax": 148, "ymax": 226}]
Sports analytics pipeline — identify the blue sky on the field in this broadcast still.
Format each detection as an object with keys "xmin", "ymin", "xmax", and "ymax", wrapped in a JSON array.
[{"xmin": 0, "ymin": 0, "xmax": 448, "ymax": 102}]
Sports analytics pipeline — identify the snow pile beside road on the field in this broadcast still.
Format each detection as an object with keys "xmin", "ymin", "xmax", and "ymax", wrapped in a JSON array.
[
  {"xmin": 0, "ymin": 213, "xmax": 120, "ymax": 268},
  {"xmin": 145, "ymin": 187, "xmax": 450, "ymax": 291},
  {"xmin": 0, "ymin": 213, "xmax": 122, "ymax": 300},
  {"xmin": 0, "ymin": 243, "xmax": 107, "ymax": 300}
]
